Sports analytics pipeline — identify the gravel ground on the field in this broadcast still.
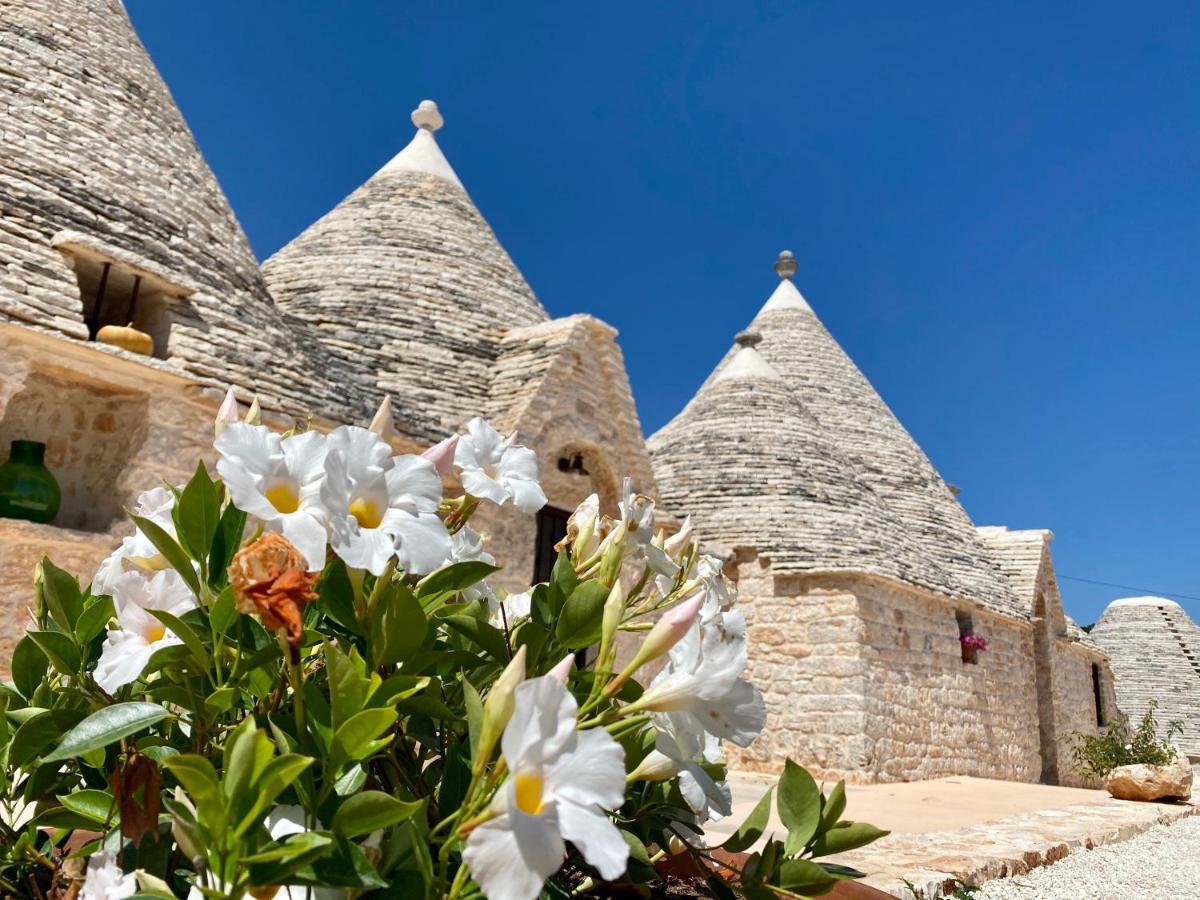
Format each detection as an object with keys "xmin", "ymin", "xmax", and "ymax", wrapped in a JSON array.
[{"xmin": 972, "ymin": 814, "xmax": 1200, "ymax": 899}]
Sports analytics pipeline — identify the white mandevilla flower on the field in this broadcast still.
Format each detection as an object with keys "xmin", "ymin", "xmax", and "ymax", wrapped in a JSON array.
[
  {"xmin": 652, "ymin": 712, "xmax": 733, "ymax": 821},
  {"xmin": 454, "ymin": 418, "xmax": 547, "ymax": 513},
  {"xmin": 618, "ymin": 478, "xmax": 677, "ymax": 578},
  {"xmin": 215, "ymin": 422, "xmax": 328, "ymax": 570},
  {"xmin": 489, "ymin": 589, "xmax": 532, "ymax": 629},
  {"xmin": 322, "ymin": 426, "xmax": 451, "ymax": 575},
  {"xmin": 93, "ymin": 569, "xmax": 198, "ymax": 694},
  {"xmin": 92, "ymin": 486, "xmax": 177, "ymax": 596},
  {"xmin": 464, "ymin": 676, "xmax": 628, "ymax": 900},
  {"xmin": 448, "ymin": 525, "xmax": 498, "ymax": 604},
  {"xmin": 79, "ymin": 850, "xmax": 136, "ymax": 900},
  {"xmin": 262, "ymin": 806, "xmax": 345, "ymax": 899}
]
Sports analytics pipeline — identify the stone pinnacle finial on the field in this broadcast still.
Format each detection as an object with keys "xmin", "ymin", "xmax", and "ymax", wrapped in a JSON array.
[
  {"xmin": 774, "ymin": 250, "xmax": 798, "ymax": 280},
  {"xmin": 734, "ymin": 330, "xmax": 763, "ymax": 349},
  {"xmin": 411, "ymin": 99, "xmax": 444, "ymax": 132}
]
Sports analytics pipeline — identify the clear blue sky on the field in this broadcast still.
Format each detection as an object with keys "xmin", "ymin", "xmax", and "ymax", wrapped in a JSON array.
[{"xmin": 127, "ymin": 1, "xmax": 1198, "ymax": 627}]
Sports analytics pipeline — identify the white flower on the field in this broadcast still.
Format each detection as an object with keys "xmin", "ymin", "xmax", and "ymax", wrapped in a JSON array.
[
  {"xmin": 653, "ymin": 713, "xmax": 733, "ymax": 821},
  {"xmin": 464, "ymin": 676, "xmax": 628, "ymax": 900},
  {"xmin": 555, "ymin": 494, "xmax": 602, "ymax": 560},
  {"xmin": 262, "ymin": 806, "xmax": 345, "ymax": 900},
  {"xmin": 454, "ymin": 418, "xmax": 547, "ymax": 514},
  {"xmin": 638, "ymin": 608, "xmax": 765, "ymax": 748},
  {"xmin": 695, "ymin": 555, "xmax": 734, "ymax": 622},
  {"xmin": 489, "ymin": 589, "xmax": 532, "ymax": 629},
  {"xmin": 449, "ymin": 526, "xmax": 498, "ymax": 604},
  {"xmin": 93, "ymin": 569, "xmax": 197, "ymax": 693},
  {"xmin": 216, "ymin": 423, "xmax": 328, "ymax": 570},
  {"xmin": 321, "ymin": 426, "xmax": 451, "ymax": 576},
  {"xmin": 80, "ymin": 851, "xmax": 136, "ymax": 900},
  {"xmin": 618, "ymin": 478, "xmax": 676, "ymax": 579},
  {"xmin": 93, "ymin": 487, "xmax": 177, "ymax": 596}
]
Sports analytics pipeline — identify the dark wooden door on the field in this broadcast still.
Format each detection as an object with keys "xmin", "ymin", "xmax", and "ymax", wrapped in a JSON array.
[{"xmin": 533, "ymin": 506, "xmax": 570, "ymax": 584}]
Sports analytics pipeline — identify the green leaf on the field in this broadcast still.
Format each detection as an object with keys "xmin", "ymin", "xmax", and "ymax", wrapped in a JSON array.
[
  {"xmin": 554, "ymin": 581, "xmax": 609, "ymax": 649},
  {"xmin": 331, "ymin": 791, "xmax": 422, "ymax": 838},
  {"xmin": 371, "ymin": 582, "xmax": 427, "ymax": 667},
  {"xmin": 318, "ymin": 560, "xmax": 362, "ymax": 635},
  {"xmin": 208, "ymin": 502, "xmax": 247, "ymax": 590},
  {"xmin": 233, "ymin": 753, "xmax": 315, "ymax": 836},
  {"xmin": 244, "ymin": 830, "xmax": 332, "ymax": 864},
  {"xmin": 371, "ymin": 675, "xmax": 430, "ymax": 708},
  {"xmin": 547, "ymin": 550, "xmax": 578, "ymax": 615},
  {"xmin": 146, "ymin": 609, "xmax": 211, "ymax": 671},
  {"xmin": 778, "ymin": 858, "xmax": 838, "ymax": 895},
  {"xmin": 27, "ymin": 630, "xmax": 80, "ymax": 676},
  {"xmin": 204, "ymin": 687, "xmax": 237, "ymax": 717},
  {"xmin": 58, "ymin": 788, "xmax": 117, "ymax": 826},
  {"xmin": 330, "ymin": 708, "xmax": 397, "ymax": 770},
  {"xmin": 38, "ymin": 558, "xmax": 84, "ymax": 631},
  {"xmin": 444, "ymin": 614, "xmax": 507, "ymax": 662},
  {"xmin": 809, "ymin": 821, "xmax": 889, "ymax": 856},
  {"xmin": 417, "ymin": 560, "xmax": 500, "ymax": 598},
  {"xmin": 11, "ymin": 636, "xmax": 47, "ymax": 700},
  {"xmin": 43, "ymin": 702, "xmax": 170, "ymax": 762},
  {"xmin": 723, "ymin": 786, "xmax": 774, "ymax": 853},
  {"xmin": 130, "ymin": 513, "xmax": 201, "ymax": 596},
  {"xmin": 176, "ymin": 460, "xmax": 221, "ymax": 569},
  {"xmin": 209, "ymin": 585, "xmax": 237, "ymax": 634},
  {"xmin": 75, "ymin": 595, "xmax": 115, "ymax": 645},
  {"xmin": 9, "ymin": 708, "xmax": 86, "ymax": 768},
  {"xmin": 463, "ymin": 678, "xmax": 483, "ymax": 762},
  {"xmin": 821, "ymin": 781, "xmax": 847, "ymax": 832},
  {"xmin": 779, "ymin": 759, "xmax": 822, "ymax": 855},
  {"xmin": 326, "ymin": 642, "xmax": 379, "ymax": 732}
]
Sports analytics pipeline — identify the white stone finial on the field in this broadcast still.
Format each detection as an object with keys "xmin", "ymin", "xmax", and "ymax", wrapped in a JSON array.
[
  {"xmin": 774, "ymin": 250, "xmax": 798, "ymax": 280},
  {"xmin": 734, "ymin": 330, "xmax": 763, "ymax": 349},
  {"xmin": 411, "ymin": 100, "xmax": 444, "ymax": 132}
]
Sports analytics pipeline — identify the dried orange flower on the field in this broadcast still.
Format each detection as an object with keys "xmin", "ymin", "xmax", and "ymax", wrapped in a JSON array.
[{"xmin": 229, "ymin": 532, "xmax": 318, "ymax": 661}]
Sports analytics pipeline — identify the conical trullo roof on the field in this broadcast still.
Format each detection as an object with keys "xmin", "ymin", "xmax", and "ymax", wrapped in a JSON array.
[
  {"xmin": 0, "ymin": 0, "xmax": 346, "ymax": 418},
  {"xmin": 743, "ymin": 253, "xmax": 1018, "ymax": 615},
  {"xmin": 263, "ymin": 101, "xmax": 549, "ymax": 438},
  {"xmin": 1091, "ymin": 597, "xmax": 1200, "ymax": 756},
  {"xmin": 649, "ymin": 333, "xmax": 929, "ymax": 580}
]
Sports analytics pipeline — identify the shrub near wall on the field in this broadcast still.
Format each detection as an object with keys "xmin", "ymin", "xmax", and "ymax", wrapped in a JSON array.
[{"xmin": 0, "ymin": 399, "xmax": 885, "ymax": 899}]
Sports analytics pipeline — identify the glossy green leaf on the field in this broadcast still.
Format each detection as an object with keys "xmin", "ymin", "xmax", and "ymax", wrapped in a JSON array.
[
  {"xmin": 463, "ymin": 678, "xmax": 483, "ymax": 762},
  {"xmin": 330, "ymin": 708, "xmax": 397, "ymax": 770},
  {"xmin": 38, "ymin": 558, "xmax": 83, "ymax": 631},
  {"xmin": 74, "ymin": 595, "xmax": 115, "ymax": 645},
  {"xmin": 244, "ymin": 830, "xmax": 332, "ymax": 864},
  {"xmin": 146, "ymin": 609, "xmax": 211, "ymax": 671},
  {"xmin": 779, "ymin": 759, "xmax": 822, "ymax": 855},
  {"xmin": 821, "ymin": 780, "xmax": 847, "ymax": 832},
  {"xmin": 27, "ymin": 630, "xmax": 80, "ymax": 676},
  {"xmin": 208, "ymin": 502, "xmax": 247, "ymax": 590},
  {"xmin": 371, "ymin": 582, "xmax": 427, "ymax": 667},
  {"xmin": 9, "ymin": 708, "xmax": 86, "ymax": 767},
  {"xmin": 11, "ymin": 635, "xmax": 48, "ymax": 700},
  {"xmin": 317, "ymin": 560, "xmax": 361, "ymax": 635},
  {"xmin": 554, "ymin": 581, "xmax": 609, "ymax": 649},
  {"xmin": 723, "ymin": 786, "xmax": 774, "ymax": 853},
  {"xmin": 43, "ymin": 702, "xmax": 170, "ymax": 762},
  {"xmin": 417, "ymin": 560, "xmax": 500, "ymax": 599},
  {"xmin": 809, "ymin": 821, "xmax": 889, "ymax": 856},
  {"xmin": 176, "ymin": 460, "xmax": 220, "ymax": 569},
  {"xmin": 58, "ymin": 788, "xmax": 117, "ymax": 826},
  {"xmin": 778, "ymin": 858, "xmax": 838, "ymax": 895},
  {"xmin": 130, "ymin": 513, "xmax": 201, "ymax": 596},
  {"xmin": 547, "ymin": 551, "xmax": 579, "ymax": 616},
  {"xmin": 209, "ymin": 585, "xmax": 237, "ymax": 634},
  {"xmin": 330, "ymin": 791, "xmax": 422, "ymax": 837},
  {"xmin": 444, "ymin": 614, "xmax": 507, "ymax": 661}
]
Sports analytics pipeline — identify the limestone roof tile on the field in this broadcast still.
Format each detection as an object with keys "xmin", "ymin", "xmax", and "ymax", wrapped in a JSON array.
[
  {"xmin": 262, "ymin": 101, "xmax": 548, "ymax": 439},
  {"xmin": 1092, "ymin": 597, "xmax": 1200, "ymax": 756}
]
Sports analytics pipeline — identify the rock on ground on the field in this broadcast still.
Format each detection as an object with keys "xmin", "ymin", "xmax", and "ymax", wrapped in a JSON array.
[{"xmin": 972, "ymin": 815, "xmax": 1200, "ymax": 900}]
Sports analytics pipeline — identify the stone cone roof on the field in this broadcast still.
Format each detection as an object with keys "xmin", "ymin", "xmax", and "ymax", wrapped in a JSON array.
[
  {"xmin": 654, "ymin": 253, "xmax": 1021, "ymax": 617},
  {"xmin": 649, "ymin": 339, "xmax": 930, "ymax": 579},
  {"xmin": 0, "ymin": 0, "xmax": 348, "ymax": 419},
  {"xmin": 263, "ymin": 101, "xmax": 549, "ymax": 439},
  {"xmin": 1092, "ymin": 597, "xmax": 1200, "ymax": 756}
]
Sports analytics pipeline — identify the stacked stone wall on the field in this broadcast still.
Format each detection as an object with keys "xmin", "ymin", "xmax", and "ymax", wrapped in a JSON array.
[{"xmin": 1050, "ymin": 641, "xmax": 1119, "ymax": 786}]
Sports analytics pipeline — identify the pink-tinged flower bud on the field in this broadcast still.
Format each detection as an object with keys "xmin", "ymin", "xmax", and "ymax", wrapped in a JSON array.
[
  {"xmin": 243, "ymin": 395, "xmax": 262, "ymax": 426},
  {"xmin": 664, "ymin": 516, "xmax": 694, "ymax": 558},
  {"xmin": 548, "ymin": 654, "xmax": 575, "ymax": 683},
  {"xmin": 422, "ymin": 434, "xmax": 460, "ymax": 477},
  {"xmin": 630, "ymin": 590, "xmax": 705, "ymax": 670},
  {"xmin": 368, "ymin": 395, "xmax": 396, "ymax": 442},
  {"xmin": 214, "ymin": 388, "xmax": 240, "ymax": 439}
]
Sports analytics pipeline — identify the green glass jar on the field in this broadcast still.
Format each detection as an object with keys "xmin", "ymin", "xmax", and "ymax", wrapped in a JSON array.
[{"xmin": 0, "ymin": 440, "xmax": 61, "ymax": 524}]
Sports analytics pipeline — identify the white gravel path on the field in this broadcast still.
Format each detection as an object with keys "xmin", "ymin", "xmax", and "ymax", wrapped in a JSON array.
[{"xmin": 972, "ymin": 814, "xmax": 1200, "ymax": 899}]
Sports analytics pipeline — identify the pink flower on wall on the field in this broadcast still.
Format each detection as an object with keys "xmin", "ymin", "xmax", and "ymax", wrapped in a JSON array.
[{"xmin": 960, "ymin": 634, "xmax": 988, "ymax": 652}]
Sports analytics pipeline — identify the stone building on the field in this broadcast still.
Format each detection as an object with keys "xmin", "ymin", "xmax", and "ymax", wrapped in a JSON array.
[
  {"xmin": 1092, "ymin": 598, "xmax": 1200, "ymax": 759},
  {"xmin": 648, "ymin": 257, "xmax": 1118, "ymax": 784},
  {"xmin": 0, "ymin": 0, "xmax": 1152, "ymax": 787}
]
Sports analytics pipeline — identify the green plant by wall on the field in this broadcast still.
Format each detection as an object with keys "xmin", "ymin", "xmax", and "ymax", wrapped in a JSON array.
[{"xmin": 1069, "ymin": 701, "xmax": 1184, "ymax": 780}]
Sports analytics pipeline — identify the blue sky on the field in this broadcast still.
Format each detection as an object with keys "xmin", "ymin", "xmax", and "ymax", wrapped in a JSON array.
[{"xmin": 127, "ymin": 1, "xmax": 1199, "ymax": 626}]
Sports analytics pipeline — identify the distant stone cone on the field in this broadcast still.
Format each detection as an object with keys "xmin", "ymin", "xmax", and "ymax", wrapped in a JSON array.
[{"xmin": 1104, "ymin": 756, "xmax": 1192, "ymax": 801}]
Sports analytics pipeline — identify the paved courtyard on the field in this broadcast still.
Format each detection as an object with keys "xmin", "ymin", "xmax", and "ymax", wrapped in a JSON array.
[{"xmin": 713, "ymin": 772, "xmax": 1197, "ymax": 898}]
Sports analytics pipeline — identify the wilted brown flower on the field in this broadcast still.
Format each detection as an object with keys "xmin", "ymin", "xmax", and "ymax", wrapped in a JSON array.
[
  {"xmin": 229, "ymin": 532, "xmax": 318, "ymax": 661},
  {"xmin": 110, "ymin": 751, "xmax": 161, "ymax": 845}
]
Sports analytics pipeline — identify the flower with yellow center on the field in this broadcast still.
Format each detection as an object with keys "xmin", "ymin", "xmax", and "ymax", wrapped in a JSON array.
[
  {"xmin": 463, "ymin": 676, "xmax": 629, "ymax": 900},
  {"xmin": 215, "ymin": 423, "xmax": 329, "ymax": 570},
  {"xmin": 321, "ymin": 426, "xmax": 451, "ymax": 576},
  {"xmin": 92, "ymin": 486, "xmax": 179, "ymax": 597},
  {"xmin": 93, "ymin": 569, "xmax": 197, "ymax": 694}
]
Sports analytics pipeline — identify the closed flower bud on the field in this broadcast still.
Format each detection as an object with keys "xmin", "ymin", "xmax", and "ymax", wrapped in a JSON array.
[
  {"xmin": 421, "ymin": 433, "xmax": 459, "ymax": 478},
  {"xmin": 548, "ymin": 654, "xmax": 575, "ymax": 683},
  {"xmin": 214, "ymin": 387, "xmax": 240, "ymax": 439},
  {"xmin": 626, "ymin": 749, "xmax": 678, "ymax": 784},
  {"xmin": 664, "ymin": 516, "xmax": 694, "ymax": 558},
  {"xmin": 244, "ymin": 395, "xmax": 262, "ymax": 426},
  {"xmin": 596, "ymin": 521, "xmax": 628, "ymax": 586},
  {"xmin": 475, "ymin": 645, "xmax": 527, "ymax": 773},
  {"xmin": 368, "ymin": 395, "xmax": 396, "ymax": 442},
  {"xmin": 608, "ymin": 590, "xmax": 706, "ymax": 696}
]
